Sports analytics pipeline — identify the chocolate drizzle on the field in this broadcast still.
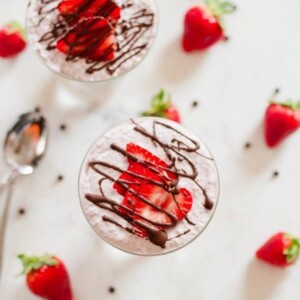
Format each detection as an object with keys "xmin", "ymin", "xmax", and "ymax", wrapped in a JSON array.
[
  {"xmin": 84, "ymin": 120, "xmax": 216, "ymax": 249},
  {"xmin": 31, "ymin": 0, "xmax": 155, "ymax": 76}
]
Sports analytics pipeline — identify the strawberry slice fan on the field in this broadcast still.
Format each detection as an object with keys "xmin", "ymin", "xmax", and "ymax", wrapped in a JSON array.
[
  {"xmin": 56, "ymin": 0, "xmax": 121, "ymax": 61},
  {"xmin": 113, "ymin": 143, "xmax": 193, "ymax": 238}
]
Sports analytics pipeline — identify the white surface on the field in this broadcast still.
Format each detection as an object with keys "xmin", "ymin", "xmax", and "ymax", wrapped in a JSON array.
[{"xmin": 1, "ymin": 0, "xmax": 300, "ymax": 299}]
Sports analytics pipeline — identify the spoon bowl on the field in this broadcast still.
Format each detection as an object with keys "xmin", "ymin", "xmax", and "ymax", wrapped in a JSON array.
[{"xmin": 4, "ymin": 112, "xmax": 48, "ymax": 176}]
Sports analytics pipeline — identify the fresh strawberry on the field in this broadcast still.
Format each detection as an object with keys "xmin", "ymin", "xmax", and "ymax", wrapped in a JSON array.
[
  {"xmin": 256, "ymin": 232, "xmax": 300, "ymax": 267},
  {"xmin": 56, "ymin": 17, "xmax": 116, "ymax": 61},
  {"xmin": 134, "ymin": 184, "xmax": 193, "ymax": 227},
  {"xmin": 142, "ymin": 89, "xmax": 181, "ymax": 123},
  {"xmin": 264, "ymin": 100, "xmax": 300, "ymax": 147},
  {"xmin": 18, "ymin": 254, "xmax": 72, "ymax": 300},
  {"xmin": 0, "ymin": 22, "xmax": 26, "ymax": 58},
  {"xmin": 182, "ymin": 0, "xmax": 235, "ymax": 52},
  {"xmin": 58, "ymin": 0, "xmax": 121, "ymax": 24}
]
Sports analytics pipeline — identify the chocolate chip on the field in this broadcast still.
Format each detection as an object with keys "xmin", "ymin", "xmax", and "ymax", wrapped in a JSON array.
[
  {"xmin": 244, "ymin": 142, "xmax": 251, "ymax": 149},
  {"xmin": 34, "ymin": 107, "xmax": 41, "ymax": 113},
  {"xmin": 57, "ymin": 175, "xmax": 64, "ymax": 182},
  {"xmin": 108, "ymin": 287, "xmax": 115, "ymax": 294},
  {"xmin": 192, "ymin": 101, "xmax": 199, "ymax": 108},
  {"xmin": 18, "ymin": 208, "xmax": 25, "ymax": 215},
  {"xmin": 274, "ymin": 88, "xmax": 280, "ymax": 95},
  {"xmin": 273, "ymin": 171, "xmax": 279, "ymax": 178},
  {"xmin": 224, "ymin": 36, "xmax": 230, "ymax": 42},
  {"xmin": 60, "ymin": 124, "xmax": 67, "ymax": 131}
]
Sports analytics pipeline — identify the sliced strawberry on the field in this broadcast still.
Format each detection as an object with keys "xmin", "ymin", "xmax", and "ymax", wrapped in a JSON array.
[
  {"xmin": 126, "ymin": 143, "xmax": 177, "ymax": 181},
  {"xmin": 113, "ymin": 162, "xmax": 163, "ymax": 196},
  {"xmin": 119, "ymin": 190, "xmax": 139, "ymax": 216},
  {"xmin": 56, "ymin": 17, "xmax": 116, "ymax": 61},
  {"xmin": 85, "ymin": 0, "xmax": 121, "ymax": 21},
  {"xmin": 58, "ymin": 0, "xmax": 84, "ymax": 16},
  {"xmin": 134, "ymin": 184, "xmax": 193, "ymax": 228},
  {"xmin": 58, "ymin": 0, "xmax": 121, "ymax": 23},
  {"xmin": 89, "ymin": 30, "xmax": 116, "ymax": 61}
]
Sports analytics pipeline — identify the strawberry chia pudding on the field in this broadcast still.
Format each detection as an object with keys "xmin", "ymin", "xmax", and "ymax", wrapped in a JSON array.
[
  {"xmin": 79, "ymin": 117, "xmax": 219, "ymax": 255},
  {"xmin": 26, "ymin": 0, "xmax": 158, "ymax": 81}
]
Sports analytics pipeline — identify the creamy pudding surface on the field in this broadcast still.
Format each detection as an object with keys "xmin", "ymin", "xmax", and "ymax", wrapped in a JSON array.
[
  {"xmin": 27, "ymin": 0, "xmax": 158, "ymax": 81},
  {"xmin": 79, "ymin": 117, "xmax": 219, "ymax": 255}
]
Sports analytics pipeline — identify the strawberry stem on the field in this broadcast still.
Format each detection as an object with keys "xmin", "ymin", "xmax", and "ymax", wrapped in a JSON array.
[
  {"xmin": 205, "ymin": 0, "xmax": 236, "ymax": 32},
  {"xmin": 270, "ymin": 98, "xmax": 300, "ymax": 110},
  {"xmin": 5, "ymin": 22, "xmax": 26, "ymax": 40},
  {"xmin": 283, "ymin": 235, "xmax": 300, "ymax": 263},
  {"xmin": 142, "ymin": 89, "xmax": 171, "ymax": 118},
  {"xmin": 18, "ymin": 254, "xmax": 57, "ymax": 275},
  {"xmin": 205, "ymin": 0, "xmax": 236, "ymax": 16}
]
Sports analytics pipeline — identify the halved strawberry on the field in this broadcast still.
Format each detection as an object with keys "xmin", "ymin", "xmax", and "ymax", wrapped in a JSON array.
[
  {"xmin": 58, "ymin": 0, "xmax": 121, "ymax": 24},
  {"xmin": 134, "ymin": 184, "xmax": 193, "ymax": 228},
  {"xmin": 56, "ymin": 17, "xmax": 116, "ymax": 61}
]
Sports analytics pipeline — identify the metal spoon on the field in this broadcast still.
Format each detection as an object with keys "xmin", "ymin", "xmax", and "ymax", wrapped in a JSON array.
[{"xmin": 0, "ymin": 111, "xmax": 48, "ymax": 278}]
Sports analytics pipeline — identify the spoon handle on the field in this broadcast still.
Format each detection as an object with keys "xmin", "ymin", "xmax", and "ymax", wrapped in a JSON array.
[{"xmin": 0, "ymin": 172, "xmax": 17, "ymax": 280}]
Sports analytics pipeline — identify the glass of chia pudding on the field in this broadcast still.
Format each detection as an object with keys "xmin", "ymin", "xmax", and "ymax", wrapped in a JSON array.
[
  {"xmin": 79, "ymin": 117, "xmax": 220, "ymax": 256},
  {"xmin": 26, "ymin": 0, "xmax": 158, "ymax": 81}
]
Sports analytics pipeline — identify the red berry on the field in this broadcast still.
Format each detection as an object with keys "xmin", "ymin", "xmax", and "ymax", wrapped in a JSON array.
[
  {"xmin": 134, "ymin": 184, "xmax": 193, "ymax": 227},
  {"xmin": 182, "ymin": 1, "xmax": 235, "ymax": 52},
  {"xmin": 56, "ymin": 17, "xmax": 116, "ymax": 61},
  {"xmin": 264, "ymin": 102, "xmax": 300, "ymax": 147},
  {"xmin": 164, "ymin": 104, "xmax": 181, "ymax": 123},
  {"xmin": 58, "ymin": 0, "xmax": 121, "ymax": 24},
  {"xmin": 113, "ymin": 143, "xmax": 177, "ymax": 196},
  {"xmin": 256, "ymin": 232, "xmax": 300, "ymax": 267},
  {"xmin": 182, "ymin": 6, "xmax": 223, "ymax": 52},
  {"xmin": 142, "ymin": 89, "xmax": 181, "ymax": 123},
  {"xmin": 112, "ymin": 143, "xmax": 193, "ymax": 239},
  {"xmin": 18, "ymin": 254, "xmax": 72, "ymax": 300},
  {"xmin": 0, "ymin": 23, "xmax": 26, "ymax": 58}
]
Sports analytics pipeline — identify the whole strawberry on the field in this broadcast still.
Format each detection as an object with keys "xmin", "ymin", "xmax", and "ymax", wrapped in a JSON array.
[
  {"xmin": 0, "ymin": 22, "xmax": 26, "ymax": 58},
  {"xmin": 142, "ymin": 89, "xmax": 181, "ymax": 123},
  {"xmin": 18, "ymin": 254, "xmax": 73, "ymax": 300},
  {"xmin": 182, "ymin": 0, "xmax": 236, "ymax": 52},
  {"xmin": 264, "ymin": 100, "xmax": 300, "ymax": 147},
  {"xmin": 256, "ymin": 232, "xmax": 300, "ymax": 267}
]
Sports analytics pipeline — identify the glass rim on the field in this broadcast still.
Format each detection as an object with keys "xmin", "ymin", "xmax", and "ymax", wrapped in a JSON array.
[{"xmin": 78, "ymin": 117, "xmax": 220, "ymax": 256}]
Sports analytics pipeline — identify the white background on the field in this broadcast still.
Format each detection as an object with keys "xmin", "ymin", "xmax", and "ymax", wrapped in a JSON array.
[{"xmin": 1, "ymin": 0, "xmax": 300, "ymax": 299}]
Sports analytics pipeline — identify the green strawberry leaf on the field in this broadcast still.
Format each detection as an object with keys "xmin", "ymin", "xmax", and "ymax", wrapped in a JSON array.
[
  {"xmin": 283, "ymin": 235, "xmax": 300, "ymax": 263},
  {"xmin": 142, "ymin": 89, "xmax": 171, "ymax": 118},
  {"xmin": 205, "ymin": 0, "xmax": 236, "ymax": 16},
  {"xmin": 204, "ymin": 0, "xmax": 235, "ymax": 33},
  {"xmin": 18, "ymin": 254, "xmax": 57, "ymax": 275},
  {"xmin": 6, "ymin": 22, "xmax": 26, "ymax": 40},
  {"xmin": 270, "ymin": 99, "xmax": 300, "ymax": 111}
]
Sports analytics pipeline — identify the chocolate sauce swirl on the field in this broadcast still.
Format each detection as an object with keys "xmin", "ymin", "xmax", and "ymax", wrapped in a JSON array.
[
  {"xmin": 84, "ymin": 119, "xmax": 216, "ymax": 249},
  {"xmin": 31, "ymin": 0, "xmax": 156, "ymax": 76}
]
